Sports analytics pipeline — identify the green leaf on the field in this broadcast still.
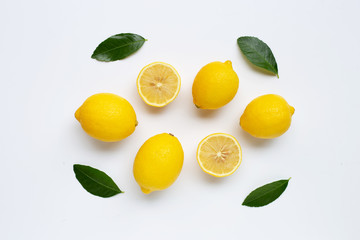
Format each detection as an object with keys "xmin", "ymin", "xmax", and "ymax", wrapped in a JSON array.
[
  {"xmin": 237, "ymin": 36, "xmax": 279, "ymax": 78},
  {"xmin": 91, "ymin": 33, "xmax": 146, "ymax": 62},
  {"xmin": 73, "ymin": 164, "xmax": 123, "ymax": 198},
  {"xmin": 242, "ymin": 178, "xmax": 290, "ymax": 207}
]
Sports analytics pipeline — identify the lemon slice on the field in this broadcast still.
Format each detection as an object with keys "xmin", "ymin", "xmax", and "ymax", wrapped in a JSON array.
[
  {"xmin": 137, "ymin": 62, "xmax": 181, "ymax": 107},
  {"xmin": 197, "ymin": 133, "xmax": 242, "ymax": 177}
]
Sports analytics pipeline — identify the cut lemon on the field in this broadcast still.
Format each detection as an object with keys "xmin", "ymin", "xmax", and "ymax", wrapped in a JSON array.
[
  {"xmin": 137, "ymin": 62, "xmax": 181, "ymax": 107},
  {"xmin": 197, "ymin": 133, "xmax": 242, "ymax": 177}
]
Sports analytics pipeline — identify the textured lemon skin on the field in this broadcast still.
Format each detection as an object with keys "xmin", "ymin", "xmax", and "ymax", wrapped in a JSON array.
[
  {"xmin": 75, "ymin": 93, "xmax": 137, "ymax": 142},
  {"xmin": 192, "ymin": 61, "xmax": 239, "ymax": 109},
  {"xmin": 240, "ymin": 94, "xmax": 295, "ymax": 139},
  {"xmin": 133, "ymin": 133, "xmax": 184, "ymax": 194}
]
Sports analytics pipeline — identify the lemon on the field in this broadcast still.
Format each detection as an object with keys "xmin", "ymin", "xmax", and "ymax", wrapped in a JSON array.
[
  {"xmin": 133, "ymin": 133, "xmax": 184, "ymax": 194},
  {"xmin": 240, "ymin": 94, "xmax": 295, "ymax": 139},
  {"xmin": 75, "ymin": 93, "xmax": 137, "ymax": 142},
  {"xmin": 192, "ymin": 61, "xmax": 239, "ymax": 109},
  {"xmin": 197, "ymin": 133, "xmax": 242, "ymax": 177},
  {"xmin": 137, "ymin": 62, "xmax": 181, "ymax": 107}
]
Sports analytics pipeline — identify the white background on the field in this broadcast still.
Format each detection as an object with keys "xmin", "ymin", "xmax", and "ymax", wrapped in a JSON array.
[{"xmin": 1, "ymin": 0, "xmax": 359, "ymax": 239}]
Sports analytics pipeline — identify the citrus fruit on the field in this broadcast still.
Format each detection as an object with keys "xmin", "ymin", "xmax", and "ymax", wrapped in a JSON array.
[
  {"xmin": 197, "ymin": 133, "xmax": 242, "ymax": 177},
  {"xmin": 192, "ymin": 60, "xmax": 239, "ymax": 109},
  {"xmin": 240, "ymin": 94, "xmax": 295, "ymax": 139},
  {"xmin": 133, "ymin": 133, "xmax": 184, "ymax": 194},
  {"xmin": 137, "ymin": 62, "xmax": 181, "ymax": 107},
  {"xmin": 75, "ymin": 93, "xmax": 137, "ymax": 142}
]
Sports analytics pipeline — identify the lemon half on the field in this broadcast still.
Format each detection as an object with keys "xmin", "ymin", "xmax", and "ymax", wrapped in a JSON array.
[
  {"xmin": 197, "ymin": 133, "xmax": 242, "ymax": 177},
  {"xmin": 137, "ymin": 62, "xmax": 181, "ymax": 107}
]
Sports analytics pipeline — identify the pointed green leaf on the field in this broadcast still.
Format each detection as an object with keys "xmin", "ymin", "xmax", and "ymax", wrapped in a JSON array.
[
  {"xmin": 237, "ymin": 36, "xmax": 279, "ymax": 78},
  {"xmin": 91, "ymin": 33, "xmax": 146, "ymax": 62},
  {"xmin": 242, "ymin": 178, "xmax": 290, "ymax": 207},
  {"xmin": 73, "ymin": 164, "xmax": 123, "ymax": 198}
]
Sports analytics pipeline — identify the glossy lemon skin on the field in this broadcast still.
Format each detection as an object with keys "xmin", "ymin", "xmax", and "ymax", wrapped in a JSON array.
[
  {"xmin": 75, "ymin": 93, "xmax": 137, "ymax": 142},
  {"xmin": 192, "ymin": 61, "xmax": 239, "ymax": 109},
  {"xmin": 133, "ymin": 133, "xmax": 184, "ymax": 194},
  {"xmin": 240, "ymin": 94, "xmax": 295, "ymax": 139}
]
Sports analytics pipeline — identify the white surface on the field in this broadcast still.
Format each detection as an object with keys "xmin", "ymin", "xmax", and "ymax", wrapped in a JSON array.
[{"xmin": 1, "ymin": 0, "xmax": 359, "ymax": 239}]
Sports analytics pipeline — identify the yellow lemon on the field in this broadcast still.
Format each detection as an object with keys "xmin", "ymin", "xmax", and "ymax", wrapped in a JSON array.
[
  {"xmin": 137, "ymin": 62, "xmax": 181, "ymax": 107},
  {"xmin": 75, "ymin": 93, "xmax": 137, "ymax": 142},
  {"xmin": 240, "ymin": 94, "xmax": 295, "ymax": 139},
  {"xmin": 192, "ymin": 61, "xmax": 239, "ymax": 109},
  {"xmin": 133, "ymin": 133, "xmax": 184, "ymax": 194},
  {"xmin": 197, "ymin": 133, "xmax": 242, "ymax": 177}
]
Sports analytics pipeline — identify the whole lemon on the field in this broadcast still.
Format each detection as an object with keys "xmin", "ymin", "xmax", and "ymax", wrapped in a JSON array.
[
  {"xmin": 192, "ymin": 60, "xmax": 239, "ymax": 109},
  {"xmin": 133, "ymin": 133, "xmax": 184, "ymax": 194},
  {"xmin": 75, "ymin": 93, "xmax": 137, "ymax": 142},
  {"xmin": 240, "ymin": 94, "xmax": 295, "ymax": 139}
]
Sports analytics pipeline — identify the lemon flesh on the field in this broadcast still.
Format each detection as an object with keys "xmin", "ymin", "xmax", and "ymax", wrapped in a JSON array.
[
  {"xmin": 192, "ymin": 61, "xmax": 239, "ymax": 109},
  {"xmin": 137, "ymin": 62, "xmax": 181, "ymax": 107},
  {"xmin": 75, "ymin": 93, "xmax": 137, "ymax": 142},
  {"xmin": 197, "ymin": 133, "xmax": 242, "ymax": 177},
  {"xmin": 133, "ymin": 133, "xmax": 184, "ymax": 194},
  {"xmin": 240, "ymin": 94, "xmax": 295, "ymax": 139}
]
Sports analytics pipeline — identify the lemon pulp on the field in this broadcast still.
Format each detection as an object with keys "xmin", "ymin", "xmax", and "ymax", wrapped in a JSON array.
[
  {"xmin": 197, "ymin": 133, "xmax": 242, "ymax": 177},
  {"xmin": 137, "ymin": 62, "xmax": 181, "ymax": 107}
]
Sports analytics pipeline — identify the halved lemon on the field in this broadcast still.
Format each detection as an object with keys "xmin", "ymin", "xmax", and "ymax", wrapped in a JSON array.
[
  {"xmin": 137, "ymin": 62, "xmax": 181, "ymax": 107},
  {"xmin": 197, "ymin": 133, "xmax": 242, "ymax": 177}
]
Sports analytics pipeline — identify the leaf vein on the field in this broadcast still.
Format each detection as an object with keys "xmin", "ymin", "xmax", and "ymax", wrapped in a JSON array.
[
  {"xmin": 93, "ymin": 39, "xmax": 144, "ymax": 56},
  {"xmin": 244, "ymin": 44, "xmax": 277, "ymax": 73},
  {"xmin": 76, "ymin": 167, "xmax": 120, "ymax": 193},
  {"xmin": 244, "ymin": 181, "xmax": 288, "ymax": 205}
]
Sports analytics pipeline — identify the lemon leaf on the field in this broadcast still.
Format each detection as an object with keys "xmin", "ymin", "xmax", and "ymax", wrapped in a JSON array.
[
  {"xmin": 91, "ymin": 33, "xmax": 146, "ymax": 62},
  {"xmin": 237, "ymin": 36, "xmax": 279, "ymax": 78},
  {"xmin": 73, "ymin": 164, "xmax": 123, "ymax": 198},
  {"xmin": 242, "ymin": 178, "xmax": 290, "ymax": 207}
]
